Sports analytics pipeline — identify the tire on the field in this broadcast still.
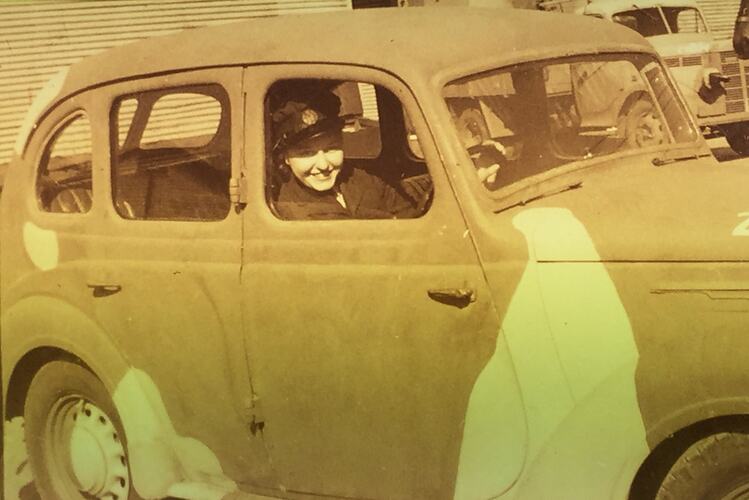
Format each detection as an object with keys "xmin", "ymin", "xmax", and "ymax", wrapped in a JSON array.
[
  {"xmin": 24, "ymin": 360, "xmax": 141, "ymax": 500},
  {"xmin": 624, "ymin": 99, "xmax": 665, "ymax": 149},
  {"xmin": 656, "ymin": 432, "xmax": 749, "ymax": 500},
  {"xmin": 724, "ymin": 124, "xmax": 749, "ymax": 156}
]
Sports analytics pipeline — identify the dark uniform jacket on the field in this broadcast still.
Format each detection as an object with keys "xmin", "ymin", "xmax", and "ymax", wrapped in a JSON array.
[{"xmin": 274, "ymin": 166, "xmax": 418, "ymax": 220}]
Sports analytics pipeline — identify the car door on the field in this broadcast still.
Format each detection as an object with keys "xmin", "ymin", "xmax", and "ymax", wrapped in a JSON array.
[
  {"xmin": 239, "ymin": 65, "xmax": 507, "ymax": 499},
  {"xmin": 84, "ymin": 68, "xmax": 276, "ymax": 489}
]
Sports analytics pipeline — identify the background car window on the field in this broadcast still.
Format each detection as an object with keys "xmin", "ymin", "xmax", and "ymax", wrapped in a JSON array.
[
  {"xmin": 37, "ymin": 113, "xmax": 93, "ymax": 213},
  {"xmin": 612, "ymin": 8, "xmax": 668, "ymax": 36},
  {"xmin": 663, "ymin": 7, "xmax": 706, "ymax": 33},
  {"xmin": 111, "ymin": 87, "xmax": 230, "ymax": 221},
  {"xmin": 265, "ymin": 78, "xmax": 432, "ymax": 220}
]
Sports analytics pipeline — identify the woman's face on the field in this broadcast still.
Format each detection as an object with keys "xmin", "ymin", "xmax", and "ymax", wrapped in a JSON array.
[{"xmin": 285, "ymin": 137, "xmax": 344, "ymax": 192}]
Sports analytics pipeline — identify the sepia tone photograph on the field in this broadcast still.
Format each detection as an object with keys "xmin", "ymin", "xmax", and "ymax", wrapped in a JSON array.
[{"xmin": 3, "ymin": 0, "xmax": 749, "ymax": 498}]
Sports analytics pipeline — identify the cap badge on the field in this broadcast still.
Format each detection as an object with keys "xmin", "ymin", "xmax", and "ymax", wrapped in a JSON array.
[{"xmin": 302, "ymin": 108, "xmax": 319, "ymax": 126}]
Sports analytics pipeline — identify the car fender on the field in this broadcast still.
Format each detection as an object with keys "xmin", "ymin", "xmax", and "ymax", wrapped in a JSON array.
[
  {"xmin": 646, "ymin": 397, "xmax": 749, "ymax": 449},
  {"xmin": 508, "ymin": 364, "xmax": 649, "ymax": 499},
  {"xmin": 493, "ymin": 207, "xmax": 649, "ymax": 499},
  {"xmin": 2, "ymin": 294, "xmax": 185, "ymax": 498}
]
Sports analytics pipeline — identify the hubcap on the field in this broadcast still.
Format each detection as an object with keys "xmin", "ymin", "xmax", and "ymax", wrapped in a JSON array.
[
  {"xmin": 48, "ymin": 397, "xmax": 130, "ymax": 499},
  {"xmin": 634, "ymin": 112, "xmax": 664, "ymax": 147}
]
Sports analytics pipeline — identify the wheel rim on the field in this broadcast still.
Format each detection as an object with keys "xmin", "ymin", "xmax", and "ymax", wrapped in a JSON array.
[
  {"xmin": 632, "ymin": 111, "xmax": 664, "ymax": 147},
  {"xmin": 45, "ymin": 396, "xmax": 130, "ymax": 499},
  {"xmin": 726, "ymin": 130, "xmax": 749, "ymax": 155}
]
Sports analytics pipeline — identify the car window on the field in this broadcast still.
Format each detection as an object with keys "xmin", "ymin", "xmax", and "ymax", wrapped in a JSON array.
[
  {"xmin": 443, "ymin": 53, "xmax": 697, "ymax": 193},
  {"xmin": 111, "ymin": 86, "xmax": 230, "ymax": 221},
  {"xmin": 663, "ymin": 7, "xmax": 706, "ymax": 34},
  {"xmin": 37, "ymin": 112, "xmax": 93, "ymax": 214},
  {"xmin": 264, "ymin": 78, "xmax": 432, "ymax": 221},
  {"xmin": 612, "ymin": 8, "xmax": 668, "ymax": 36}
]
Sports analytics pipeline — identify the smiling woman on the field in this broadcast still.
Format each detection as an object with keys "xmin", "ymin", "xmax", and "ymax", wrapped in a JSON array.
[{"xmin": 266, "ymin": 79, "xmax": 430, "ymax": 220}]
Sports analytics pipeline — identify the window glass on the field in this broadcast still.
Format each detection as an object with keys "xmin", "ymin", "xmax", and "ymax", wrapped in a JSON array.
[
  {"xmin": 265, "ymin": 78, "xmax": 431, "ymax": 220},
  {"xmin": 664, "ymin": 7, "xmax": 706, "ymax": 33},
  {"xmin": 37, "ymin": 113, "xmax": 93, "ymax": 213},
  {"xmin": 141, "ymin": 93, "xmax": 222, "ymax": 149},
  {"xmin": 614, "ymin": 7, "xmax": 706, "ymax": 36},
  {"xmin": 642, "ymin": 62, "xmax": 695, "ymax": 142},
  {"xmin": 443, "ymin": 53, "xmax": 697, "ymax": 193},
  {"xmin": 111, "ymin": 86, "xmax": 230, "ymax": 221},
  {"xmin": 612, "ymin": 8, "xmax": 667, "ymax": 36},
  {"xmin": 331, "ymin": 81, "xmax": 381, "ymax": 159}
]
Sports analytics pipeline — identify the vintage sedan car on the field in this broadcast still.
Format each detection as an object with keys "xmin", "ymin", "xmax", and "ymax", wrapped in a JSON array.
[
  {"xmin": 580, "ymin": 0, "xmax": 749, "ymax": 155},
  {"xmin": 4, "ymin": 6, "xmax": 749, "ymax": 500}
]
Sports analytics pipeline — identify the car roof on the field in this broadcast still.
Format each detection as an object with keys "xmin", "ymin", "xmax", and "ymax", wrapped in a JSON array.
[
  {"xmin": 19, "ymin": 7, "xmax": 653, "ymax": 155},
  {"xmin": 584, "ymin": 0, "xmax": 701, "ymax": 17}
]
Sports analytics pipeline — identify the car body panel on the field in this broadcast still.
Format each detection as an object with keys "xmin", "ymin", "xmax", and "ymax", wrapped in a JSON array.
[{"xmin": 493, "ymin": 154, "xmax": 749, "ymax": 262}]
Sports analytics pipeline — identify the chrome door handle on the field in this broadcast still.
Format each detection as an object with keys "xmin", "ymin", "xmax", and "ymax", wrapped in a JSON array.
[
  {"xmin": 87, "ymin": 284, "xmax": 122, "ymax": 298},
  {"xmin": 427, "ymin": 288, "xmax": 476, "ymax": 309}
]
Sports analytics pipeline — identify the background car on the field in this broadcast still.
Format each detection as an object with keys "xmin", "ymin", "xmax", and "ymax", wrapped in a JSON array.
[{"xmin": 576, "ymin": 0, "xmax": 749, "ymax": 154}]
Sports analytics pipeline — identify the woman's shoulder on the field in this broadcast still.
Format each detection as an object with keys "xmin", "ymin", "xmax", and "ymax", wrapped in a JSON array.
[{"xmin": 343, "ymin": 165, "xmax": 393, "ymax": 188}]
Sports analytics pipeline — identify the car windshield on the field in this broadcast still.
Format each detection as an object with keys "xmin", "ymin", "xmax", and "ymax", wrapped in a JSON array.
[
  {"xmin": 612, "ymin": 6, "xmax": 706, "ymax": 36},
  {"xmin": 443, "ymin": 52, "xmax": 697, "ymax": 193}
]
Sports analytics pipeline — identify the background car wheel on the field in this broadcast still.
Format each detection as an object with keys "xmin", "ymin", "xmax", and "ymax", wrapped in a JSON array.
[
  {"xmin": 723, "ymin": 124, "xmax": 749, "ymax": 156},
  {"xmin": 656, "ymin": 432, "xmax": 749, "ymax": 500},
  {"xmin": 24, "ymin": 360, "xmax": 141, "ymax": 500},
  {"xmin": 625, "ymin": 99, "xmax": 665, "ymax": 149}
]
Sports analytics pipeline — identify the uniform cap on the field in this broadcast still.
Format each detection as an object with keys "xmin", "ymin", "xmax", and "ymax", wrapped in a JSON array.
[{"xmin": 270, "ymin": 81, "xmax": 343, "ymax": 153}]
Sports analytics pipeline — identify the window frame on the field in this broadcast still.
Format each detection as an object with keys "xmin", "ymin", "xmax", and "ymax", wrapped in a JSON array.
[
  {"xmin": 101, "ymin": 68, "xmax": 243, "ymax": 224},
  {"xmin": 242, "ymin": 64, "xmax": 444, "ymax": 224}
]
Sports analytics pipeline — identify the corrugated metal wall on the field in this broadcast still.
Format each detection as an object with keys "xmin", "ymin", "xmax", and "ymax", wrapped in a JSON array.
[
  {"xmin": 698, "ymin": 0, "xmax": 740, "ymax": 39},
  {"xmin": 538, "ymin": 0, "xmax": 739, "ymax": 32},
  {"xmin": 0, "ymin": 0, "xmax": 352, "ymax": 166}
]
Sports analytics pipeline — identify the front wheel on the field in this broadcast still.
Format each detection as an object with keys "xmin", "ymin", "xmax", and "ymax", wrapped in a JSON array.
[
  {"xmin": 656, "ymin": 432, "xmax": 749, "ymax": 500},
  {"xmin": 723, "ymin": 123, "xmax": 749, "ymax": 156},
  {"xmin": 24, "ymin": 360, "xmax": 141, "ymax": 500}
]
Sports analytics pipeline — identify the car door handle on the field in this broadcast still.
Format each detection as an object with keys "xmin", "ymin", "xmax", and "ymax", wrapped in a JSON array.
[
  {"xmin": 427, "ymin": 288, "xmax": 476, "ymax": 309},
  {"xmin": 87, "ymin": 284, "xmax": 122, "ymax": 298}
]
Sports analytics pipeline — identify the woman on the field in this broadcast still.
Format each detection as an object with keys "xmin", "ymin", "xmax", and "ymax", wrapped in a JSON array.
[{"xmin": 269, "ymin": 81, "xmax": 420, "ymax": 220}]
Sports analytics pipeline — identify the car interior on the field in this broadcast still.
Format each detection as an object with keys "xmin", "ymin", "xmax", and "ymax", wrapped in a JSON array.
[{"xmin": 110, "ymin": 86, "xmax": 231, "ymax": 221}]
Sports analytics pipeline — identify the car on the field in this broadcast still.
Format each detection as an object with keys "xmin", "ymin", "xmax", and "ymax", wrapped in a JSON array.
[
  {"xmin": 3, "ymin": 6, "xmax": 749, "ymax": 500},
  {"xmin": 577, "ymin": 0, "xmax": 749, "ymax": 155}
]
